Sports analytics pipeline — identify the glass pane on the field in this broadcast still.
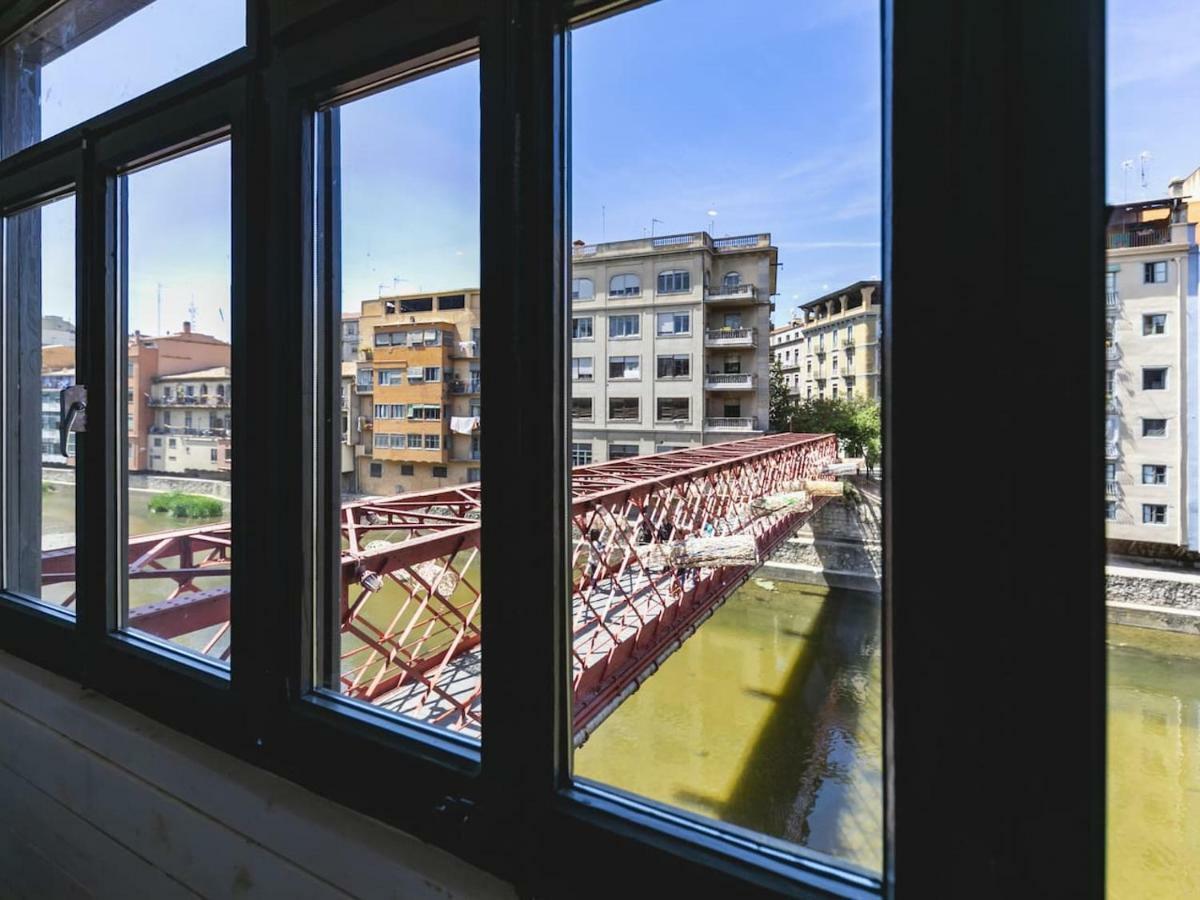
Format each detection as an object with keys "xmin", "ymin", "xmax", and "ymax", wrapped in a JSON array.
[
  {"xmin": 121, "ymin": 140, "xmax": 232, "ymax": 663},
  {"xmin": 2, "ymin": 194, "xmax": 76, "ymax": 610},
  {"xmin": 569, "ymin": 0, "xmax": 882, "ymax": 874},
  {"xmin": 320, "ymin": 60, "xmax": 482, "ymax": 739},
  {"xmin": 1105, "ymin": 1, "xmax": 1200, "ymax": 894},
  {"xmin": 0, "ymin": 0, "xmax": 244, "ymax": 158}
]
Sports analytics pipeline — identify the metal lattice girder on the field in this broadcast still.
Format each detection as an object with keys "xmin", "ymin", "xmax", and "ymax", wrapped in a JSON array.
[{"xmin": 43, "ymin": 434, "xmax": 840, "ymax": 738}]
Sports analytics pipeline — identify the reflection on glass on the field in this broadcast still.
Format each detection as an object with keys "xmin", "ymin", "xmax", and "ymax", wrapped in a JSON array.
[
  {"xmin": 3, "ymin": 195, "xmax": 77, "ymax": 610},
  {"xmin": 322, "ymin": 60, "xmax": 483, "ymax": 738},
  {"xmin": 568, "ymin": 0, "xmax": 883, "ymax": 872},
  {"xmin": 122, "ymin": 140, "xmax": 232, "ymax": 663},
  {"xmin": 1, "ymin": 0, "xmax": 244, "ymax": 158},
  {"xmin": 1104, "ymin": 1, "xmax": 1200, "ymax": 894}
]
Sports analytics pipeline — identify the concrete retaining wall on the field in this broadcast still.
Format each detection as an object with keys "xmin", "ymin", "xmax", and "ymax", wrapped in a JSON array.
[{"xmin": 42, "ymin": 467, "xmax": 231, "ymax": 501}]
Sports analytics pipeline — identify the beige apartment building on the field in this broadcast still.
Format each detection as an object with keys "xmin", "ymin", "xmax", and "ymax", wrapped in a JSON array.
[
  {"xmin": 351, "ymin": 290, "xmax": 481, "ymax": 494},
  {"xmin": 1105, "ymin": 174, "xmax": 1199, "ymax": 553},
  {"xmin": 146, "ymin": 367, "xmax": 232, "ymax": 474},
  {"xmin": 128, "ymin": 323, "xmax": 231, "ymax": 472},
  {"xmin": 797, "ymin": 281, "xmax": 881, "ymax": 402},
  {"xmin": 569, "ymin": 231, "xmax": 775, "ymax": 464},
  {"xmin": 770, "ymin": 320, "xmax": 805, "ymax": 396}
]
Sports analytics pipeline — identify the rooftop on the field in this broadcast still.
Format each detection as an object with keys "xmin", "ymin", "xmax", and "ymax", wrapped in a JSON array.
[
  {"xmin": 800, "ymin": 280, "xmax": 882, "ymax": 312},
  {"xmin": 156, "ymin": 365, "xmax": 231, "ymax": 381},
  {"xmin": 571, "ymin": 231, "xmax": 773, "ymax": 260}
]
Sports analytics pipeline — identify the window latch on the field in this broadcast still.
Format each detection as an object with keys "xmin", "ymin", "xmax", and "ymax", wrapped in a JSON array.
[{"xmin": 59, "ymin": 385, "xmax": 87, "ymax": 457}]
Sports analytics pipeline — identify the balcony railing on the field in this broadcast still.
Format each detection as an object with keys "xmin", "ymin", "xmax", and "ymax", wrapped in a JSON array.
[
  {"xmin": 704, "ymin": 372, "xmax": 755, "ymax": 390},
  {"xmin": 1105, "ymin": 289, "xmax": 1120, "ymax": 309},
  {"xmin": 704, "ymin": 327, "xmax": 757, "ymax": 348},
  {"xmin": 843, "ymin": 334, "xmax": 855, "ymax": 346},
  {"xmin": 449, "ymin": 380, "xmax": 482, "ymax": 395},
  {"xmin": 570, "ymin": 231, "xmax": 769, "ymax": 259},
  {"xmin": 1105, "ymin": 480, "xmax": 1120, "ymax": 498},
  {"xmin": 1105, "ymin": 343, "xmax": 1121, "ymax": 363},
  {"xmin": 356, "ymin": 381, "xmax": 374, "ymax": 393},
  {"xmin": 704, "ymin": 416, "xmax": 759, "ymax": 431},
  {"xmin": 704, "ymin": 283, "xmax": 760, "ymax": 304},
  {"xmin": 149, "ymin": 425, "xmax": 230, "ymax": 438},
  {"xmin": 148, "ymin": 395, "xmax": 230, "ymax": 407},
  {"xmin": 1106, "ymin": 226, "xmax": 1170, "ymax": 249},
  {"xmin": 1105, "ymin": 394, "xmax": 1119, "ymax": 414},
  {"xmin": 1105, "ymin": 442, "xmax": 1120, "ymax": 459}
]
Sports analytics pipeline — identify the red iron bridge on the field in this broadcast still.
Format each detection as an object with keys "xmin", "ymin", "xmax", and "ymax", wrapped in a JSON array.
[{"xmin": 43, "ymin": 433, "xmax": 843, "ymax": 743}]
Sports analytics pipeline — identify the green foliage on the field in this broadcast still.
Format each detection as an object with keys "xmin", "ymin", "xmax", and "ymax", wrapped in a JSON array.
[
  {"xmin": 769, "ymin": 357, "xmax": 795, "ymax": 431},
  {"xmin": 787, "ymin": 395, "xmax": 881, "ymax": 464},
  {"xmin": 41, "ymin": 482, "xmax": 55, "ymax": 494},
  {"xmin": 148, "ymin": 491, "xmax": 223, "ymax": 518}
]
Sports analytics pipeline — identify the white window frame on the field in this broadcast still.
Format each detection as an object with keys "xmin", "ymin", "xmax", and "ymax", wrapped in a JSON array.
[
  {"xmin": 609, "ymin": 273, "xmax": 641, "ymax": 297},
  {"xmin": 609, "ymin": 314, "xmax": 640, "ymax": 339}
]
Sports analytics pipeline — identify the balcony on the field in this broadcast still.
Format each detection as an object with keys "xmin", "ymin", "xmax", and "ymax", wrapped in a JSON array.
[
  {"xmin": 356, "ymin": 381, "xmax": 374, "ymax": 393},
  {"xmin": 1105, "ymin": 480, "xmax": 1120, "ymax": 498},
  {"xmin": 148, "ymin": 395, "xmax": 230, "ymax": 408},
  {"xmin": 1105, "ymin": 394, "xmax": 1119, "ymax": 414},
  {"xmin": 449, "ymin": 380, "xmax": 481, "ymax": 395},
  {"xmin": 704, "ymin": 327, "xmax": 757, "ymax": 349},
  {"xmin": 704, "ymin": 416, "xmax": 759, "ymax": 432},
  {"xmin": 1106, "ymin": 225, "xmax": 1170, "ymax": 249},
  {"xmin": 1105, "ymin": 289, "xmax": 1120, "ymax": 309},
  {"xmin": 1105, "ymin": 442, "xmax": 1120, "ymax": 459},
  {"xmin": 451, "ymin": 340, "xmax": 480, "ymax": 359},
  {"xmin": 149, "ymin": 425, "xmax": 229, "ymax": 438},
  {"xmin": 704, "ymin": 372, "xmax": 755, "ymax": 391},
  {"xmin": 704, "ymin": 283, "xmax": 761, "ymax": 305},
  {"xmin": 1105, "ymin": 343, "xmax": 1121, "ymax": 365}
]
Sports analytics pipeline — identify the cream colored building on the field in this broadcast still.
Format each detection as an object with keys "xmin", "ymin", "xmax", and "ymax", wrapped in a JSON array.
[
  {"xmin": 146, "ymin": 366, "xmax": 232, "ymax": 474},
  {"xmin": 569, "ymin": 231, "xmax": 775, "ymax": 464},
  {"xmin": 351, "ymin": 290, "xmax": 481, "ymax": 495},
  {"xmin": 770, "ymin": 321, "xmax": 805, "ymax": 396},
  {"xmin": 1105, "ymin": 176, "xmax": 1199, "ymax": 552},
  {"xmin": 798, "ymin": 281, "xmax": 881, "ymax": 402}
]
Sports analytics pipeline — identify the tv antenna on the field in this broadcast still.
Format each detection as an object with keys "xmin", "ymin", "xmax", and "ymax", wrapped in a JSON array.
[
  {"xmin": 706, "ymin": 207, "xmax": 718, "ymax": 235},
  {"xmin": 1120, "ymin": 160, "xmax": 1133, "ymax": 201},
  {"xmin": 1139, "ymin": 151, "xmax": 1152, "ymax": 192},
  {"xmin": 187, "ymin": 297, "xmax": 198, "ymax": 331},
  {"xmin": 651, "ymin": 217, "xmax": 663, "ymax": 237}
]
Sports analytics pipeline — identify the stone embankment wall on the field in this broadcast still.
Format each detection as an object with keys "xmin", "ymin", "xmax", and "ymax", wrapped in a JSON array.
[
  {"xmin": 42, "ymin": 467, "xmax": 231, "ymax": 501},
  {"xmin": 760, "ymin": 483, "xmax": 882, "ymax": 593},
  {"xmin": 1106, "ymin": 566, "xmax": 1200, "ymax": 635}
]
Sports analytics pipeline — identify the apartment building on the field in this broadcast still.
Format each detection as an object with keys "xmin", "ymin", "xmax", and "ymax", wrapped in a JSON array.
[
  {"xmin": 570, "ymin": 231, "xmax": 775, "ymax": 464},
  {"xmin": 1105, "ymin": 175, "xmax": 1200, "ymax": 552},
  {"xmin": 146, "ymin": 367, "xmax": 232, "ymax": 474},
  {"xmin": 798, "ymin": 281, "xmax": 881, "ymax": 402},
  {"xmin": 770, "ymin": 320, "xmax": 805, "ymax": 396},
  {"xmin": 353, "ymin": 290, "xmax": 481, "ymax": 494},
  {"xmin": 128, "ymin": 322, "xmax": 231, "ymax": 472},
  {"xmin": 40, "ymin": 344, "xmax": 76, "ymax": 465}
]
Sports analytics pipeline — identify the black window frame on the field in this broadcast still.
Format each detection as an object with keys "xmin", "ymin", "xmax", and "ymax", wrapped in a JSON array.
[{"xmin": 0, "ymin": 0, "xmax": 1107, "ymax": 897}]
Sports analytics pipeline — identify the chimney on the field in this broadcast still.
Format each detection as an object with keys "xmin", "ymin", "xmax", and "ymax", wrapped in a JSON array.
[
  {"xmin": 182, "ymin": 321, "xmax": 192, "ymax": 334},
  {"xmin": 1168, "ymin": 177, "xmax": 1185, "ymax": 199}
]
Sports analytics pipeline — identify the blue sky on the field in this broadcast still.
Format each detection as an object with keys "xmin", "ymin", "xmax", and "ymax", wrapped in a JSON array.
[{"xmin": 31, "ymin": 0, "xmax": 1200, "ymax": 335}]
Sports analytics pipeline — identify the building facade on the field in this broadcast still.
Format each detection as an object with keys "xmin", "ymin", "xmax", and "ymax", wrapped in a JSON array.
[
  {"xmin": 1105, "ymin": 180, "xmax": 1200, "ymax": 552},
  {"xmin": 770, "ymin": 321, "xmax": 805, "ymax": 396},
  {"xmin": 352, "ymin": 290, "xmax": 481, "ymax": 495},
  {"xmin": 146, "ymin": 367, "xmax": 232, "ymax": 474},
  {"xmin": 127, "ymin": 323, "xmax": 231, "ymax": 473},
  {"xmin": 569, "ymin": 231, "xmax": 775, "ymax": 464},
  {"xmin": 797, "ymin": 281, "xmax": 881, "ymax": 402}
]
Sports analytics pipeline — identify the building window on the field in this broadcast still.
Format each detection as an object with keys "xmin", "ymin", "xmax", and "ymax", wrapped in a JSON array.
[
  {"xmin": 656, "ymin": 270, "xmax": 690, "ymax": 293},
  {"xmin": 1105, "ymin": 501, "xmax": 1116, "ymax": 521},
  {"xmin": 432, "ymin": 465, "xmax": 448, "ymax": 477},
  {"xmin": 572, "ymin": 357, "xmax": 594, "ymax": 381},
  {"xmin": 572, "ymin": 397, "xmax": 593, "ymax": 420},
  {"xmin": 374, "ymin": 433, "xmax": 389, "ymax": 448},
  {"xmin": 608, "ymin": 356, "xmax": 640, "ymax": 380},
  {"xmin": 153, "ymin": 438, "xmax": 161, "ymax": 447},
  {"xmin": 407, "ymin": 434, "xmax": 422, "ymax": 449},
  {"xmin": 572, "ymin": 316, "xmax": 594, "ymax": 340},
  {"xmin": 374, "ymin": 404, "xmax": 389, "ymax": 418},
  {"xmin": 1142, "ymin": 504, "xmax": 1167, "ymax": 525},
  {"xmin": 571, "ymin": 442, "xmax": 593, "ymax": 466},
  {"xmin": 608, "ymin": 397, "xmax": 640, "ymax": 421},
  {"xmin": 1143, "ymin": 314, "xmax": 1166, "ymax": 335},
  {"xmin": 408, "ymin": 405, "xmax": 441, "ymax": 421},
  {"xmin": 467, "ymin": 467, "xmax": 481, "ymax": 481},
  {"xmin": 369, "ymin": 462, "xmax": 382, "ymax": 478},
  {"xmin": 1104, "ymin": 462, "xmax": 1116, "ymax": 481},
  {"xmin": 1143, "ymin": 418, "xmax": 1167, "ymax": 437},
  {"xmin": 608, "ymin": 443, "xmax": 639, "ymax": 460},
  {"xmin": 400, "ymin": 464, "xmax": 414, "ymax": 476},
  {"xmin": 375, "ymin": 332, "xmax": 395, "ymax": 346},
  {"xmin": 571, "ymin": 277, "xmax": 594, "ymax": 300},
  {"xmin": 609, "ymin": 314, "xmax": 640, "ymax": 338},
  {"xmin": 210, "ymin": 449, "xmax": 218, "ymax": 462},
  {"xmin": 656, "ymin": 311, "xmax": 690, "ymax": 335},
  {"xmin": 722, "ymin": 271, "xmax": 740, "ymax": 290},
  {"xmin": 379, "ymin": 369, "xmax": 404, "ymax": 385},
  {"xmin": 1142, "ymin": 464, "xmax": 1167, "ymax": 485},
  {"xmin": 609, "ymin": 273, "xmax": 641, "ymax": 297},
  {"xmin": 399, "ymin": 297, "xmax": 433, "ymax": 313},
  {"xmin": 1142, "ymin": 368, "xmax": 1167, "ymax": 390},
  {"xmin": 657, "ymin": 354, "xmax": 690, "ymax": 378},
  {"xmin": 437, "ymin": 294, "xmax": 465, "ymax": 310},
  {"xmin": 1143, "ymin": 261, "xmax": 1167, "ymax": 284},
  {"xmin": 656, "ymin": 398, "xmax": 689, "ymax": 421}
]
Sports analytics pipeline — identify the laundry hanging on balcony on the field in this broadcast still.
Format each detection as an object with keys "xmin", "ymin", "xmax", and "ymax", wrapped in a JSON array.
[{"xmin": 450, "ymin": 416, "xmax": 480, "ymax": 435}]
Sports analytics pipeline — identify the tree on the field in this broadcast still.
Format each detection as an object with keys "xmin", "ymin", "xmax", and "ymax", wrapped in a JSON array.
[
  {"xmin": 769, "ymin": 357, "xmax": 794, "ymax": 431},
  {"xmin": 788, "ymin": 395, "xmax": 880, "ymax": 462}
]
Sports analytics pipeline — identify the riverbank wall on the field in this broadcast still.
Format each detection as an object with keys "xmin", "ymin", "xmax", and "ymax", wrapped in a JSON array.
[{"xmin": 42, "ymin": 467, "xmax": 231, "ymax": 502}]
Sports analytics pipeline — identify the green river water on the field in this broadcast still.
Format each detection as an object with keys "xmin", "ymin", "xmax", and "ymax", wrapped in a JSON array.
[{"xmin": 39, "ymin": 484, "xmax": 1200, "ymax": 892}]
